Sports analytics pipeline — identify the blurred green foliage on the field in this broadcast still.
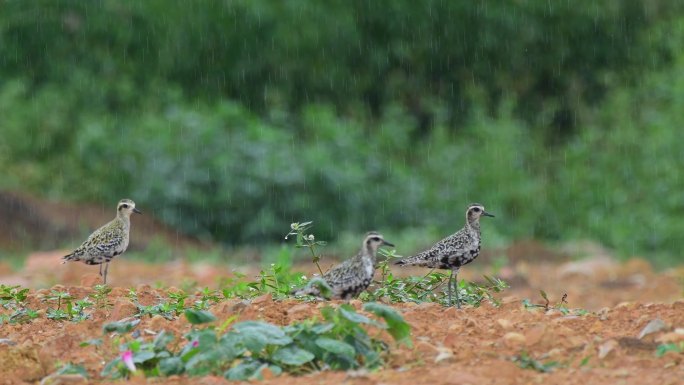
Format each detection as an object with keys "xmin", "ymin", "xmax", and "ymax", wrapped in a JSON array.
[{"xmin": 0, "ymin": 1, "xmax": 683, "ymax": 263}]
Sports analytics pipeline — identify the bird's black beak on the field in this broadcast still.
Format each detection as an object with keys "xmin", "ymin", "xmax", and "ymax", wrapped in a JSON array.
[
  {"xmin": 382, "ymin": 240, "xmax": 395, "ymax": 247},
  {"xmin": 483, "ymin": 211, "xmax": 495, "ymax": 217},
  {"xmin": 133, "ymin": 208, "xmax": 142, "ymax": 214}
]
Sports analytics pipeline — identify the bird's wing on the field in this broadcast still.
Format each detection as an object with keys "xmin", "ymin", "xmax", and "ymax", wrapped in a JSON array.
[
  {"xmin": 81, "ymin": 223, "xmax": 125, "ymax": 258},
  {"xmin": 322, "ymin": 259, "xmax": 358, "ymax": 287},
  {"xmin": 396, "ymin": 232, "xmax": 464, "ymax": 268}
]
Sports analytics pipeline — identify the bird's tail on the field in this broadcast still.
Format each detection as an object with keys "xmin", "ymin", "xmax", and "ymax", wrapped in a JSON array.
[
  {"xmin": 291, "ymin": 286, "xmax": 321, "ymax": 297},
  {"xmin": 394, "ymin": 259, "xmax": 407, "ymax": 266},
  {"xmin": 62, "ymin": 253, "xmax": 78, "ymax": 264},
  {"xmin": 394, "ymin": 254, "xmax": 423, "ymax": 267}
]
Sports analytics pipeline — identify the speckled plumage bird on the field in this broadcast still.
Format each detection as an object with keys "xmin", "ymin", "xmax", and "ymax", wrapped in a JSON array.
[
  {"xmin": 395, "ymin": 203, "xmax": 494, "ymax": 308},
  {"xmin": 62, "ymin": 199, "xmax": 141, "ymax": 284},
  {"xmin": 294, "ymin": 232, "xmax": 394, "ymax": 300}
]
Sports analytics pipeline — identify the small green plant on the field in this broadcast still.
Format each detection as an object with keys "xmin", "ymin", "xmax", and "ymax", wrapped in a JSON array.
[
  {"xmin": 136, "ymin": 301, "xmax": 178, "ymax": 320},
  {"xmin": 44, "ymin": 290, "xmax": 73, "ymax": 321},
  {"xmin": 522, "ymin": 292, "xmax": 588, "ymax": 316},
  {"xmin": 101, "ymin": 303, "xmax": 411, "ymax": 380},
  {"xmin": 0, "ymin": 284, "xmax": 38, "ymax": 325},
  {"xmin": 92, "ymin": 284, "xmax": 113, "ymax": 309},
  {"xmin": 656, "ymin": 342, "xmax": 684, "ymax": 357},
  {"xmin": 285, "ymin": 221, "xmax": 327, "ymax": 276},
  {"xmin": 168, "ymin": 290, "xmax": 189, "ymax": 312},
  {"xmin": 43, "ymin": 290, "xmax": 93, "ymax": 322},
  {"xmin": 219, "ymin": 272, "xmax": 260, "ymax": 299},
  {"xmin": 0, "ymin": 284, "xmax": 29, "ymax": 307},
  {"xmin": 251, "ymin": 263, "xmax": 308, "ymax": 299},
  {"xmin": 513, "ymin": 351, "xmax": 559, "ymax": 373},
  {"xmin": 194, "ymin": 288, "xmax": 220, "ymax": 310},
  {"xmin": 457, "ymin": 276, "xmax": 509, "ymax": 307}
]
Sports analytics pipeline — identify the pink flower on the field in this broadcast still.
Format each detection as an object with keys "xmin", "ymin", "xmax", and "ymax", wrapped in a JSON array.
[
  {"xmin": 192, "ymin": 340, "xmax": 199, "ymax": 348},
  {"xmin": 121, "ymin": 350, "xmax": 136, "ymax": 372}
]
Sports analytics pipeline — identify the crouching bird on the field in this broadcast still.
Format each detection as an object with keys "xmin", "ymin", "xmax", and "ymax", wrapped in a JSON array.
[{"xmin": 293, "ymin": 232, "xmax": 394, "ymax": 300}]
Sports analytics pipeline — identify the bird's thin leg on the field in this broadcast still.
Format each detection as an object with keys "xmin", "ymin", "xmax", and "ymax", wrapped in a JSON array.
[
  {"xmin": 99, "ymin": 263, "xmax": 103, "ymax": 277},
  {"xmin": 103, "ymin": 262, "xmax": 109, "ymax": 285},
  {"xmin": 447, "ymin": 270, "xmax": 453, "ymax": 307},
  {"xmin": 454, "ymin": 269, "xmax": 461, "ymax": 309}
]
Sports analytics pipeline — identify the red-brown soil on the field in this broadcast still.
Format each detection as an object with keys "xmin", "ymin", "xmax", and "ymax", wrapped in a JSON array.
[{"xmin": 1, "ymin": 248, "xmax": 683, "ymax": 385}]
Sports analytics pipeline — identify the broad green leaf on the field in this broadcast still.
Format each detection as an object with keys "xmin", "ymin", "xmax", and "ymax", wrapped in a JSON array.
[
  {"xmin": 311, "ymin": 323, "xmax": 334, "ymax": 334},
  {"xmin": 159, "ymin": 357, "xmax": 184, "ymax": 375},
  {"xmin": 272, "ymin": 345, "xmax": 315, "ymax": 365},
  {"xmin": 363, "ymin": 302, "xmax": 412, "ymax": 347},
  {"xmin": 224, "ymin": 360, "xmax": 268, "ymax": 381},
  {"xmin": 339, "ymin": 305, "xmax": 376, "ymax": 325},
  {"xmin": 153, "ymin": 330, "xmax": 174, "ymax": 349},
  {"xmin": 102, "ymin": 319, "xmax": 140, "ymax": 334},
  {"xmin": 55, "ymin": 363, "xmax": 89, "ymax": 378},
  {"xmin": 184, "ymin": 309, "xmax": 217, "ymax": 324},
  {"xmin": 132, "ymin": 350, "xmax": 156, "ymax": 363},
  {"xmin": 232, "ymin": 321, "xmax": 292, "ymax": 352},
  {"xmin": 315, "ymin": 337, "xmax": 355, "ymax": 359}
]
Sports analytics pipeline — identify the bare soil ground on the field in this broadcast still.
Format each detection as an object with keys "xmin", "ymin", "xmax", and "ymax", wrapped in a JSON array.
[
  {"xmin": 1, "ymin": 247, "xmax": 683, "ymax": 385},
  {"xmin": 1, "ymin": 192, "xmax": 683, "ymax": 384}
]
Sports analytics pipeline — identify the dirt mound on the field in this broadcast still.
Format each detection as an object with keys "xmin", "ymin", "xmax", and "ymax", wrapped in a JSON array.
[{"xmin": 0, "ymin": 190, "xmax": 206, "ymax": 253}]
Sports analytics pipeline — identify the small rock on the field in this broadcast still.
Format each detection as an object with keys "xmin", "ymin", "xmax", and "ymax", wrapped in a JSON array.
[
  {"xmin": 434, "ymin": 347, "xmax": 454, "ymax": 363},
  {"xmin": 638, "ymin": 318, "xmax": 668, "ymax": 339},
  {"xmin": 148, "ymin": 314, "xmax": 167, "ymax": 330},
  {"xmin": 110, "ymin": 298, "xmax": 138, "ymax": 320},
  {"xmin": 0, "ymin": 338, "xmax": 15, "ymax": 346},
  {"xmin": 598, "ymin": 339, "xmax": 618, "ymax": 359},
  {"xmin": 286, "ymin": 303, "xmax": 311, "ymax": 317},
  {"xmin": 230, "ymin": 300, "xmax": 250, "ymax": 313},
  {"xmin": 503, "ymin": 332, "xmax": 526, "ymax": 348},
  {"xmin": 655, "ymin": 329, "xmax": 684, "ymax": 344},
  {"xmin": 251, "ymin": 293, "xmax": 272, "ymax": 305},
  {"xmin": 497, "ymin": 319, "xmax": 513, "ymax": 330},
  {"xmin": 442, "ymin": 332, "xmax": 461, "ymax": 349},
  {"xmin": 464, "ymin": 317, "xmax": 478, "ymax": 328}
]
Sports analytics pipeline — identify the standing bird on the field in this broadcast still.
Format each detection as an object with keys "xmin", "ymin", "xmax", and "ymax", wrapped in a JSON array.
[
  {"xmin": 62, "ymin": 199, "xmax": 141, "ymax": 284},
  {"xmin": 395, "ymin": 203, "xmax": 494, "ymax": 308},
  {"xmin": 294, "ymin": 232, "xmax": 394, "ymax": 300}
]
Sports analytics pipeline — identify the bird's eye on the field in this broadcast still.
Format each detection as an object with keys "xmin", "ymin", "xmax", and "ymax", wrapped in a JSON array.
[
  {"xmin": 372, "ymin": 237, "xmax": 381, "ymax": 242},
  {"xmin": 122, "ymin": 204, "xmax": 129, "ymax": 209},
  {"xmin": 473, "ymin": 207, "xmax": 481, "ymax": 212}
]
